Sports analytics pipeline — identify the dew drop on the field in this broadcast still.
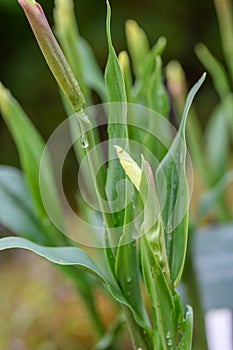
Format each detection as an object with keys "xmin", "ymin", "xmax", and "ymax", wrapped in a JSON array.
[
  {"xmin": 167, "ymin": 232, "xmax": 172, "ymax": 242},
  {"xmin": 126, "ymin": 276, "xmax": 132, "ymax": 283},
  {"xmin": 167, "ymin": 339, "xmax": 173, "ymax": 346},
  {"xmin": 151, "ymin": 266, "xmax": 160, "ymax": 278},
  {"xmin": 162, "ymin": 266, "xmax": 166, "ymax": 273},
  {"xmin": 80, "ymin": 134, "xmax": 89, "ymax": 149},
  {"xmin": 166, "ymin": 331, "xmax": 171, "ymax": 339}
]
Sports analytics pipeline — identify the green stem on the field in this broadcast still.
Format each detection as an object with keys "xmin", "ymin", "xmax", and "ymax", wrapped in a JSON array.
[
  {"xmin": 122, "ymin": 306, "xmax": 153, "ymax": 350},
  {"xmin": 213, "ymin": 0, "xmax": 233, "ymax": 81}
]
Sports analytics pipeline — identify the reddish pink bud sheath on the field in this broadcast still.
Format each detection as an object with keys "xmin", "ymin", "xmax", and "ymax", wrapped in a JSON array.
[{"xmin": 18, "ymin": 0, "xmax": 85, "ymax": 112}]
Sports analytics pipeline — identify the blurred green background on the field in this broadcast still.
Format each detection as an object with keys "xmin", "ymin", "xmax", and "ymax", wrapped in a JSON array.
[
  {"xmin": 0, "ymin": 1, "xmax": 231, "ymax": 349},
  {"xmin": 0, "ymin": 0, "xmax": 225, "ymax": 168}
]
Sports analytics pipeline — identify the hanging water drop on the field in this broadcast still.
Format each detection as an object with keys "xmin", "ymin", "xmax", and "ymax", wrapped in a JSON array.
[
  {"xmin": 167, "ymin": 339, "xmax": 173, "ymax": 346},
  {"xmin": 80, "ymin": 134, "xmax": 89, "ymax": 149},
  {"xmin": 166, "ymin": 331, "xmax": 171, "ymax": 339},
  {"xmin": 126, "ymin": 276, "xmax": 132, "ymax": 283}
]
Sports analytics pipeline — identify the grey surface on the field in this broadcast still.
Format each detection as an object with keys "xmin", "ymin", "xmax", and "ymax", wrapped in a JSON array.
[{"xmin": 193, "ymin": 223, "xmax": 233, "ymax": 310}]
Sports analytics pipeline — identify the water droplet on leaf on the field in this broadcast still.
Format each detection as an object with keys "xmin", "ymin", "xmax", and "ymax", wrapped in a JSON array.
[
  {"xmin": 80, "ymin": 134, "xmax": 89, "ymax": 149},
  {"xmin": 126, "ymin": 276, "xmax": 132, "ymax": 283},
  {"xmin": 166, "ymin": 331, "xmax": 171, "ymax": 339},
  {"xmin": 167, "ymin": 339, "xmax": 173, "ymax": 346}
]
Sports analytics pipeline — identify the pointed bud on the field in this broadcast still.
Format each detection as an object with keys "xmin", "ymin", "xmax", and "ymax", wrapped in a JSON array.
[{"xmin": 18, "ymin": 0, "xmax": 85, "ymax": 112}]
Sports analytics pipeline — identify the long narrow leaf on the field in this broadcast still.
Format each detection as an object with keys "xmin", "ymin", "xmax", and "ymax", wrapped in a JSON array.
[
  {"xmin": 198, "ymin": 170, "xmax": 233, "ymax": 219},
  {"xmin": 195, "ymin": 43, "xmax": 230, "ymax": 99},
  {"xmin": 213, "ymin": 0, "xmax": 233, "ymax": 81},
  {"xmin": 0, "ymin": 166, "xmax": 46, "ymax": 244},
  {"xmin": 147, "ymin": 56, "xmax": 169, "ymax": 116},
  {"xmin": 54, "ymin": 0, "xmax": 89, "ymax": 101},
  {"xmin": 205, "ymin": 96, "xmax": 232, "ymax": 182},
  {"xmin": 105, "ymin": 1, "xmax": 128, "ymax": 232},
  {"xmin": 178, "ymin": 306, "xmax": 193, "ymax": 350},
  {"xmin": 0, "ymin": 236, "xmax": 151, "ymax": 332},
  {"xmin": 119, "ymin": 50, "xmax": 133, "ymax": 102},
  {"xmin": 115, "ymin": 218, "xmax": 149, "ymax": 326},
  {"xmin": 156, "ymin": 73, "xmax": 206, "ymax": 286},
  {"xmin": 141, "ymin": 235, "xmax": 176, "ymax": 349},
  {"xmin": 125, "ymin": 19, "xmax": 150, "ymax": 79},
  {"xmin": 0, "ymin": 84, "xmax": 65, "ymax": 245},
  {"xmin": 54, "ymin": 0, "xmax": 106, "ymax": 102}
]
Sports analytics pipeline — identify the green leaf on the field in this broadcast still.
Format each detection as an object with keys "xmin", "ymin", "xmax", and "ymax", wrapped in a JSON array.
[
  {"xmin": 198, "ymin": 170, "xmax": 233, "ymax": 219},
  {"xmin": 141, "ymin": 235, "xmax": 176, "ymax": 349},
  {"xmin": 205, "ymin": 95, "xmax": 232, "ymax": 183},
  {"xmin": 79, "ymin": 38, "xmax": 106, "ymax": 101},
  {"xmin": 0, "ymin": 236, "xmax": 105, "ymax": 276},
  {"xmin": 113, "ymin": 154, "xmax": 149, "ymax": 325},
  {"xmin": 115, "ymin": 146, "xmax": 170, "ymax": 283},
  {"xmin": 0, "ymin": 236, "xmax": 151, "ymax": 332},
  {"xmin": 213, "ymin": 0, "xmax": 233, "ymax": 81},
  {"xmin": 105, "ymin": 1, "xmax": 128, "ymax": 231},
  {"xmin": 0, "ymin": 166, "xmax": 46, "ymax": 244},
  {"xmin": 147, "ymin": 56, "xmax": 169, "ymax": 116},
  {"xmin": 105, "ymin": 2, "xmax": 127, "ymax": 104},
  {"xmin": 156, "ymin": 73, "xmax": 206, "ymax": 286},
  {"xmin": 0, "ymin": 84, "xmax": 65, "ymax": 245},
  {"xmin": 115, "ymin": 224, "xmax": 150, "ymax": 327},
  {"xmin": 0, "ymin": 167, "xmax": 106, "ymax": 336},
  {"xmin": 118, "ymin": 50, "xmax": 133, "ymax": 102},
  {"xmin": 178, "ymin": 306, "xmax": 193, "ymax": 350},
  {"xmin": 140, "ymin": 157, "xmax": 171, "ymax": 285},
  {"xmin": 54, "ymin": 0, "xmax": 106, "ymax": 102},
  {"xmin": 166, "ymin": 61, "xmax": 212, "ymax": 186},
  {"xmin": 125, "ymin": 19, "xmax": 150, "ymax": 79},
  {"xmin": 195, "ymin": 43, "xmax": 231, "ymax": 99},
  {"xmin": 54, "ymin": 0, "xmax": 90, "ymax": 102},
  {"xmin": 133, "ymin": 37, "xmax": 167, "ymax": 104}
]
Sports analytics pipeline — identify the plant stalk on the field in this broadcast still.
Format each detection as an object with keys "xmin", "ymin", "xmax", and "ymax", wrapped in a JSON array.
[{"xmin": 122, "ymin": 306, "xmax": 153, "ymax": 350}]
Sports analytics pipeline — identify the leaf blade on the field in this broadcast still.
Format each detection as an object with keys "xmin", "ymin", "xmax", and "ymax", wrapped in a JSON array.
[
  {"xmin": 141, "ymin": 235, "xmax": 176, "ymax": 349},
  {"xmin": 0, "ymin": 236, "xmax": 151, "ymax": 331},
  {"xmin": 0, "ymin": 166, "xmax": 46, "ymax": 244},
  {"xmin": 156, "ymin": 73, "xmax": 206, "ymax": 286}
]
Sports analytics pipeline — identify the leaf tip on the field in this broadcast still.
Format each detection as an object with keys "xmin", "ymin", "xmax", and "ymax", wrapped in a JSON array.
[
  {"xmin": 115, "ymin": 145, "xmax": 141, "ymax": 191},
  {"xmin": 0, "ymin": 83, "xmax": 10, "ymax": 114}
]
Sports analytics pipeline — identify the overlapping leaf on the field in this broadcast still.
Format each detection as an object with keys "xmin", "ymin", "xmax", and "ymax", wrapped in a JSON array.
[
  {"xmin": 0, "ymin": 236, "xmax": 151, "ymax": 332},
  {"xmin": 0, "ymin": 166, "xmax": 46, "ymax": 244},
  {"xmin": 156, "ymin": 73, "xmax": 206, "ymax": 286},
  {"xmin": 0, "ymin": 84, "xmax": 65, "ymax": 245}
]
